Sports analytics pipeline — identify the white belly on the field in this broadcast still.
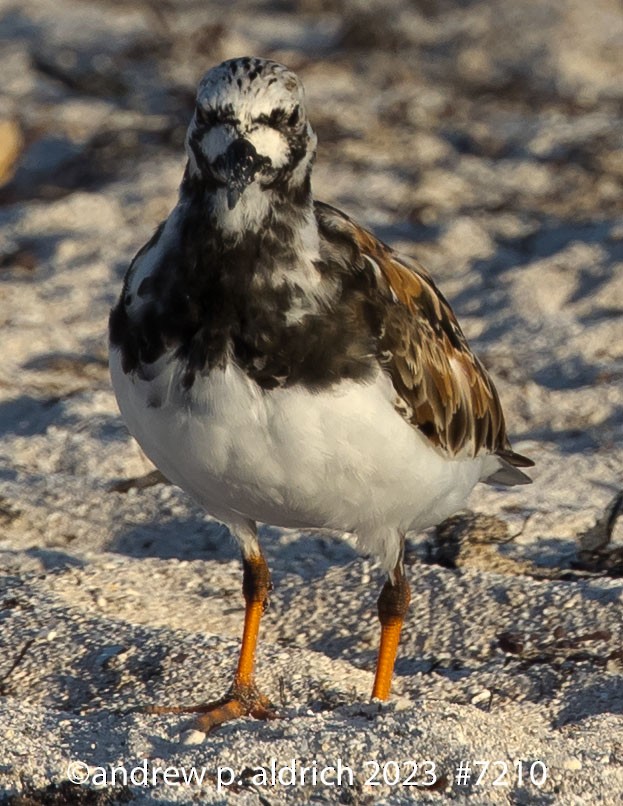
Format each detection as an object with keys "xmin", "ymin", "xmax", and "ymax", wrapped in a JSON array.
[{"xmin": 109, "ymin": 349, "xmax": 486, "ymax": 569}]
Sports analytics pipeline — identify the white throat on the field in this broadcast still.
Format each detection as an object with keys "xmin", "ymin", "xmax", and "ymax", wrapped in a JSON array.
[{"xmin": 210, "ymin": 183, "xmax": 273, "ymax": 237}]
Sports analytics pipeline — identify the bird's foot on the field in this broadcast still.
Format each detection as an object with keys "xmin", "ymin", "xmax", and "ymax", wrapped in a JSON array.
[{"xmin": 142, "ymin": 681, "xmax": 277, "ymax": 734}]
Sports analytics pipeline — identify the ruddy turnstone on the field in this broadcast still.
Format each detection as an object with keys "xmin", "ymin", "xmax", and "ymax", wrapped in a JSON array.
[{"xmin": 109, "ymin": 56, "xmax": 533, "ymax": 732}]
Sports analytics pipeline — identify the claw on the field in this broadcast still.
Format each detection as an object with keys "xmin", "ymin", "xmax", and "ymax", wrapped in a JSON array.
[{"xmin": 141, "ymin": 681, "xmax": 277, "ymax": 734}]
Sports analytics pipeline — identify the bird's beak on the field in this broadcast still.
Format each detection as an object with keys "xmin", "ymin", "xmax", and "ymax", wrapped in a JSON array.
[{"xmin": 218, "ymin": 138, "xmax": 271, "ymax": 210}]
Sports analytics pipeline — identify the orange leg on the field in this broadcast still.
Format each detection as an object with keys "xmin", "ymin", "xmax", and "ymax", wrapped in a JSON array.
[
  {"xmin": 371, "ymin": 560, "xmax": 411, "ymax": 701},
  {"xmin": 144, "ymin": 551, "xmax": 276, "ymax": 732}
]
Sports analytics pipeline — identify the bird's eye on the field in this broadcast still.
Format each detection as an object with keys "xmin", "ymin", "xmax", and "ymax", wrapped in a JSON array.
[
  {"xmin": 195, "ymin": 105, "xmax": 219, "ymax": 126},
  {"xmin": 258, "ymin": 106, "xmax": 301, "ymax": 130},
  {"xmin": 267, "ymin": 108, "xmax": 284, "ymax": 128}
]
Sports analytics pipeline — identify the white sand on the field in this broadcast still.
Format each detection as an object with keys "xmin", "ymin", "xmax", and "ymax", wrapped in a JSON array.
[{"xmin": 1, "ymin": 0, "xmax": 622, "ymax": 802}]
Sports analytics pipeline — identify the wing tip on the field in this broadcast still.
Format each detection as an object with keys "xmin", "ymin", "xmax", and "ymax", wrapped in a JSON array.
[
  {"xmin": 485, "ymin": 448, "xmax": 535, "ymax": 486},
  {"xmin": 485, "ymin": 466, "xmax": 533, "ymax": 486},
  {"xmin": 497, "ymin": 448, "xmax": 535, "ymax": 469}
]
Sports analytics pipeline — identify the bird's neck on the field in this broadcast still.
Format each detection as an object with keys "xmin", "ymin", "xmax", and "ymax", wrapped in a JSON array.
[
  {"xmin": 176, "ymin": 170, "xmax": 334, "ymax": 323},
  {"xmin": 180, "ymin": 167, "xmax": 319, "ymax": 267}
]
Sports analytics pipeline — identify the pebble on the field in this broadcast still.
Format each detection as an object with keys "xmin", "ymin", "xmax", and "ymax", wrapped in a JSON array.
[
  {"xmin": 470, "ymin": 689, "xmax": 492, "ymax": 706},
  {"xmin": 180, "ymin": 729, "xmax": 207, "ymax": 746}
]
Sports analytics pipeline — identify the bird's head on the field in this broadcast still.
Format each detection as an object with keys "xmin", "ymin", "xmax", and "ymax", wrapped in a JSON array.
[{"xmin": 185, "ymin": 57, "xmax": 317, "ymax": 225}]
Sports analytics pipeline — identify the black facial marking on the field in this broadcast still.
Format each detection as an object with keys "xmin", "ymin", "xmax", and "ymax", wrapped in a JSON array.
[
  {"xmin": 257, "ymin": 105, "xmax": 301, "ymax": 132},
  {"xmin": 195, "ymin": 106, "xmax": 217, "ymax": 127},
  {"xmin": 269, "ymin": 108, "xmax": 285, "ymax": 127}
]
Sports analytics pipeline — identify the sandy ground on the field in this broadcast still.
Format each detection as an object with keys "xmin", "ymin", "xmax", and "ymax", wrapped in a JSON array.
[{"xmin": 0, "ymin": 0, "xmax": 622, "ymax": 803}]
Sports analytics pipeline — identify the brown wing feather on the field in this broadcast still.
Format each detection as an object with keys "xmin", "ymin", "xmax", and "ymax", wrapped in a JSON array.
[
  {"xmin": 376, "ymin": 251, "xmax": 508, "ymax": 456},
  {"xmin": 315, "ymin": 201, "xmax": 532, "ymax": 468}
]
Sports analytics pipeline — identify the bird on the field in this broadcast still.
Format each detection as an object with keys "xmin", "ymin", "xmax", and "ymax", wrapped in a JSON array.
[{"xmin": 109, "ymin": 56, "xmax": 533, "ymax": 733}]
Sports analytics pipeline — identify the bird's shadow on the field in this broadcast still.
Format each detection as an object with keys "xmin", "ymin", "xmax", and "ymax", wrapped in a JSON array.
[
  {"xmin": 110, "ymin": 516, "xmax": 238, "ymax": 563},
  {"xmin": 555, "ymin": 678, "xmax": 623, "ymax": 726},
  {"xmin": 107, "ymin": 511, "xmax": 372, "ymax": 666},
  {"xmin": 108, "ymin": 513, "xmax": 361, "ymax": 584}
]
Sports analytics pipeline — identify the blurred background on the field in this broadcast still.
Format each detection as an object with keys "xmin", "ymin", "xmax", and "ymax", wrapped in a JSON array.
[{"xmin": 0, "ymin": 0, "xmax": 622, "ymax": 565}]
